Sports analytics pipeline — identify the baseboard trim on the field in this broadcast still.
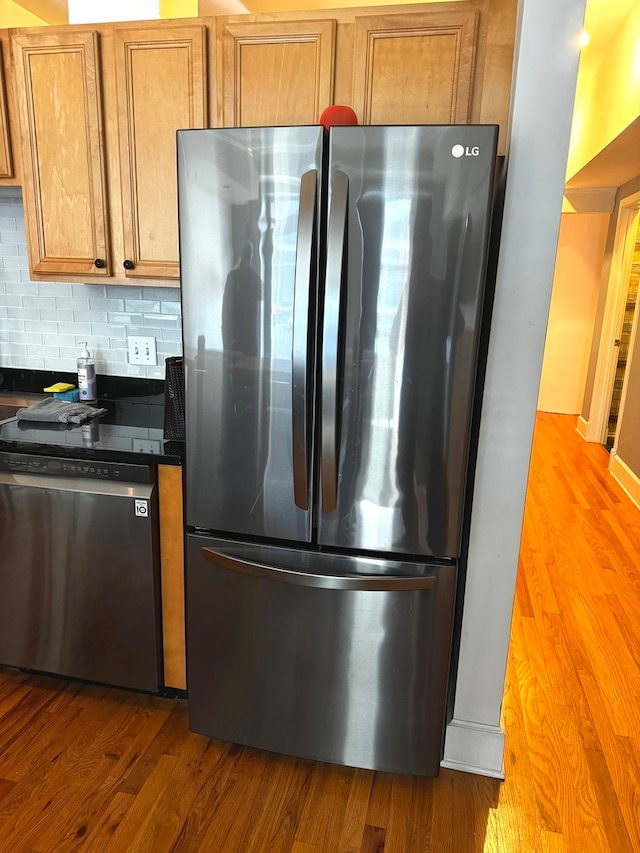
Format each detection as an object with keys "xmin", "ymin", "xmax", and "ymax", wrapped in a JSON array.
[
  {"xmin": 441, "ymin": 719, "xmax": 505, "ymax": 779},
  {"xmin": 577, "ymin": 413, "xmax": 604, "ymax": 443},
  {"xmin": 609, "ymin": 452, "xmax": 640, "ymax": 510},
  {"xmin": 576, "ymin": 415, "xmax": 588, "ymax": 440}
]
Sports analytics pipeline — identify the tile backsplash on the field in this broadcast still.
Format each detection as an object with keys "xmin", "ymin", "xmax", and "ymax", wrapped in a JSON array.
[{"xmin": 0, "ymin": 187, "xmax": 182, "ymax": 380}]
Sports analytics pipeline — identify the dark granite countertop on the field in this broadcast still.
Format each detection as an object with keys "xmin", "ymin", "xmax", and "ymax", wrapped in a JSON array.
[{"xmin": 0, "ymin": 368, "xmax": 184, "ymax": 466}]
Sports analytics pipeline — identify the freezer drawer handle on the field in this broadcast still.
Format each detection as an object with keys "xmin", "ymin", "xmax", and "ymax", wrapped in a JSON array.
[
  {"xmin": 321, "ymin": 168, "xmax": 349, "ymax": 513},
  {"xmin": 292, "ymin": 169, "xmax": 318, "ymax": 511},
  {"xmin": 201, "ymin": 547, "xmax": 436, "ymax": 591}
]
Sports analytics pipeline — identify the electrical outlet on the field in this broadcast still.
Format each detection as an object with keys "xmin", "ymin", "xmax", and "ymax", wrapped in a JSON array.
[
  {"xmin": 128, "ymin": 336, "xmax": 157, "ymax": 366},
  {"xmin": 133, "ymin": 439, "xmax": 160, "ymax": 454}
]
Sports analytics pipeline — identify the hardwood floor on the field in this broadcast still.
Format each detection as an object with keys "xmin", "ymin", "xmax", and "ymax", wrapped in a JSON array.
[{"xmin": 0, "ymin": 412, "xmax": 638, "ymax": 852}]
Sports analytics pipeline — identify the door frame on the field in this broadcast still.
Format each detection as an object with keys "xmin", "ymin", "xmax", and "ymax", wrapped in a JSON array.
[{"xmin": 584, "ymin": 189, "xmax": 640, "ymax": 443}]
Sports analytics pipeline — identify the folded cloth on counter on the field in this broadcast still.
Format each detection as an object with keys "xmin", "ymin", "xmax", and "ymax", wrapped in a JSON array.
[{"xmin": 17, "ymin": 398, "xmax": 107, "ymax": 425}]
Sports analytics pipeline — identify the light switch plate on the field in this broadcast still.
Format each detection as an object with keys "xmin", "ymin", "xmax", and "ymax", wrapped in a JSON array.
[{"xmin": 128, "ymin": 336, "xmax": 157, "ymax": 365}]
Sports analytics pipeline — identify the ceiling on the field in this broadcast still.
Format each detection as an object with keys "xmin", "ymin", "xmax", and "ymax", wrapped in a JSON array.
[
  {"xmin": 565, "ymin": 0, "xmax": 640, "ymax": 189},
  {"xmin": 581, "ymin": 0, "xmax": 638, "ymax": 56}
]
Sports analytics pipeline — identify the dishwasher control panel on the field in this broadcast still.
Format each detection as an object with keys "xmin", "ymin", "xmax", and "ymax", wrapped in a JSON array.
[{"xmin": 0, "ymin": 451, "xmax": 152, "ymax": 483}]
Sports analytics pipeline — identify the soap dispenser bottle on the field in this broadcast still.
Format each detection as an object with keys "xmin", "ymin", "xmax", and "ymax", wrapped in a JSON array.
[{"xmin": 77, "ymin": 342, "xmax": 97, "ymax": 403}]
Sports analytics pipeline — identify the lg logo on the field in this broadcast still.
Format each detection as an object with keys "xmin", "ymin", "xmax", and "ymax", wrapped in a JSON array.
[
  {"xmin": 452, "ymin": 144, "xmax": 480, "ymax": 158},
  {"xmin": 135, "ymin": 499, "xmax": 149, "ymax": 518}
]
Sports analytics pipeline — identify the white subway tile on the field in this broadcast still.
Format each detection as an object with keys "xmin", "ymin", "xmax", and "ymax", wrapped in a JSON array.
[
  {"xmin": 0, "ymin": 318, "xmax": 25, "ymax": 331},
  {"xmin": 24, "ymin": 320, "xmax": 59, "ymax": 334},
  {"xmin": 42, "ymin": 346, "xmax": 62, "ymax": 359},
  {"xmin": 6, "ymin": 331, "xmax": 43, "ymax": 345},
  {"xmin": 58, "ymin": 345, "xmax": 82, "ymax": 360},
  {"xmin": 161, "ymin": 329, "xmax": 182, "ymax": 343},
  {"xmin": 89, "ymin": 297, "xmax": 125, "ymax": 312},
  {"xmin": 1, "ymin": 229, "xmax": 26, "ymax": 244},
  {"xmin": 142, "ymin": 315, "xmax": 180, "ymax": 329},
  {"xmin": 92, "ymin": 323, "xmax": 122, "ymax": 337},
  {"xmin": 124, "ymin": 299, "xmax": 160, "ymax": 313},
  {"xmin": 108, "ymin": 312, "xmax": 144, "ymax": 325},
  {"xmin": 142, "ymin": 287, "xmax": 180, "ymax": 301},
  {"xmin": 7, "ymin": 308, "xmax": 40, "ymax": 321},
  {"xmin": 1, "ymin": 294, "xmax": 23, "ymax": 306},
  {"xmin": 74, "ymin": 311, "xmax": 108, "ymax": 323},
  {"xmin": 44, "ymin": 334, "xmax": 81, "ymax": 347},
  {"xmin": 73, "ymin": 283, "xmax": 106, "ymax": 298},
  {"xmin": 57, "ymin": 296, "xmax": 89, "ymax": 311},
  {"xmin": 39, "ymin": 310, "xmax": 62, "ymax": 322},
  {"xmin": 15, "ymin": 356, "xmax": 45, "ymax": 369},
  {"xmin": 23, "ymin": 296, "xmax": 56, "ymax": 310},
  {"xmin": 24, "ymin": 344, "xmax": 46, "ymax": 357},
  {"xmin": 7, "ymin": 344, "xmax": 28, "ymax": 357},
  {"xmin": 0, "ymin": 203, "xmax": 22, "ymax": 217},
  {"xmin": 37, "ymin": 282, "xmax": 73, "ymax": 296},
  {"xmin": 1, "ymin": 256, "xmax": 28, "ymax": 271}
]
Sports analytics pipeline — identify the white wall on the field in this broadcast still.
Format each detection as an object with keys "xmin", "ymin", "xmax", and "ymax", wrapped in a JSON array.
[
  {"xmin": 442, "ymin": 0, "xmax": 587, "ymax": 777},
  {"xmin": 0, "ymin": 188, "xmax": 182, "ymax": 379},
  {"xmin": 538, "ymin": 212, "xmax": 609, "ymax": 414}
]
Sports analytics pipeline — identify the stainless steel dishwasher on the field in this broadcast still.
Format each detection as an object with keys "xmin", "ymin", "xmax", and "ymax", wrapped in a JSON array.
[{"xmin": 0, "ymin": 451, "xmax": 162, "ymax": 692}]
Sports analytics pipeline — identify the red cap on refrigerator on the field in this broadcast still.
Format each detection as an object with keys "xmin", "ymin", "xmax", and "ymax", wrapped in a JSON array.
[{"xmin": 319, "ymin": 105, "xmax": 358, "ymax": 129}]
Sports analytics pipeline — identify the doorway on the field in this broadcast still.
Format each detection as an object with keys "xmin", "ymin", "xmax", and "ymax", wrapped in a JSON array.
[
  {"xmin": 605, "ymin": 215, "xmax": 640, "ymax": 449},
  {"xmin": 585, "ymin": 191, "xmax": 640, "ymax": 446}
]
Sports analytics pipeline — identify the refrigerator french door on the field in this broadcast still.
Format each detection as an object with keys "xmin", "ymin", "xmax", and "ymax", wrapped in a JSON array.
[{"xmin": 178, "ymin": 124, "xmax": 498, "ymax": 776}]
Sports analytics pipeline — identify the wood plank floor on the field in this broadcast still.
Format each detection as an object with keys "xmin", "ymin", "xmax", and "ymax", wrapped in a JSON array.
[{"xmin": 0, "ymin": 412, "xmax": 638, "ymax": 851}]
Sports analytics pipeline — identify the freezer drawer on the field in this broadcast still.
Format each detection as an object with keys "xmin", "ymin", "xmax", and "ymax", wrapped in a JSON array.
[{"xmin": 186, "ymin": 534, "xmax": 457, "ymax": 776}]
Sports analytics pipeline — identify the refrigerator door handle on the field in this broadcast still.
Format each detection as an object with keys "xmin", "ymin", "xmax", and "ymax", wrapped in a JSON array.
[
  {"xmin": 201, "ymin": 547, "xmax": 436, "ymax": 591},
  {"xmin": 321, "ymin": 168, "xmax": 349, "ymax": 513},
  {"xmin": 292, "ymin": 169, "xmax": 318, "ymax": 511}
]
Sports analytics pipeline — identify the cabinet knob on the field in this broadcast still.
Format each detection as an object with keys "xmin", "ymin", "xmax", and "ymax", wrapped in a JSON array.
[
  {"xmin": 123, "ymin": 259, "xmax": 135, "ymax": 270},
  {"xmin": 94, "ymin": 258, "xmax": 106, "ymax": 269}
]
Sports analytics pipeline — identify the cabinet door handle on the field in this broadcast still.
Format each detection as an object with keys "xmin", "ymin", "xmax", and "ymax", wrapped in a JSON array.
[
  {"xmin": 123, "ymin": 259, "xmax": 135, "ymax": 270},
  {"xmin": 94, "ymin": 258, "xmax": 106, "ymax": 269}
]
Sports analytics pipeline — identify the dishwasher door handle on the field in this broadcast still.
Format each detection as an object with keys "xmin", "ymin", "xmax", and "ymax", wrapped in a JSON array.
[
  {"xmin": 0, "ymin": 471, "xmax": 154, "ymax": 499},
  {"xmin": 202, "ymin": 547, "xmax": 436, "ymax": 591}
]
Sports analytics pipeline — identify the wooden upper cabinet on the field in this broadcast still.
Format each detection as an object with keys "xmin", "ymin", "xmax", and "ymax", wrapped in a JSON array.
[
  {"xmin": 218, "ymin": 19, "xmax": 336, "ymax": 127},
  {"xmin": 12, "ymin": 31, "xmax": 111, "ymax": 277},
  {"xmin": 12, "ymin": 22, "xmax": 207, "ymax": 283},
  {"xmin": 352, "ymin": 10, "xmax": 478, "ymax": 125},
  {"xmin": 0, "ymin": 41, "xmax": 14, "ymax": 180},
  {"xmin": 114, "ymin": 25, "xmax": 207, "ymax": 280}
]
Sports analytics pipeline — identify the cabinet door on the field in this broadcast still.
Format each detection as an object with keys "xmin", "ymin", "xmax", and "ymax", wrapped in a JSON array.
[
  {"xmin": 218, "ymin": 19, "xmax": 335, "ymax": 127},
  {"xmin": 12, "ymin": 31, "xmax": 111, "ymax": 276},
  {"xmin": 0, "ymin": 41, "xmax": 13, "ymax": 179},
  {"xmin": 114, "ymin": 25, "xmax": 207, "ymax": 280},
  {"xmin": 353, "ymin": 11, "xmax": 478, "ymax": 125}
]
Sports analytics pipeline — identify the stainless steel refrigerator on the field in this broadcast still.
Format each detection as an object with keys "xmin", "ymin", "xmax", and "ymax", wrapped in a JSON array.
[{"xmin": 177, "ymin": 124, "xmax": 498, "ymax": 776}]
